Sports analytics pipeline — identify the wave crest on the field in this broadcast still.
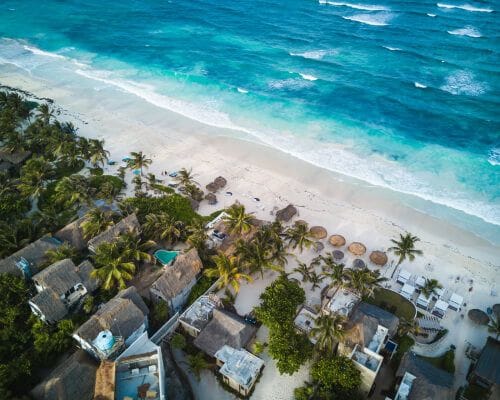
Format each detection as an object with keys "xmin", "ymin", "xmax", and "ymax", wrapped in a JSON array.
[
  {"xmin": 448, "ymin": 26, "xmax": 482, "ymax": 38},
  {"xmin": 437, "ymin": 3, "xmax": 493, "ymax": 13},
  {"xmin": 441, "ymin": 70, "xmax": 487, "ymax": 96},
  {"xmin": 289, "ymin": 49, "xmax": 337, "ymax": 60},
  {"xmin": 318, "ymin": 1, "xmax": 389, "ymax": 11},
  {"xmin": 342, "ymin": 12, "xmax": 393, "ymax": 26}
]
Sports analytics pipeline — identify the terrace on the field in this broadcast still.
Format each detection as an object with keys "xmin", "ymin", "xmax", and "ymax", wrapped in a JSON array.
[
  {"xmin": 324, "ymin": 288, "xmax": 360, "ymax": 317},
  {"xmin": 394, "ymin": 371, "xmax": 416, "ymax": 399},
  {"xmin": 294, "ymin": 307, "xmax": 318, "ymax": 341},
  {"xmin": 351, "ymin": 345, "xmax": 383, "ymax": 373},
  {"xmin": 179, "ymin": 295, "xmax": 218, "ymax": 337},
  {"xmin": 367, "ymin": 324, "xmax": 388, "ymax": 354},
  {"xmin": 115, "ymin": 354, "xmax": 161, "ymax": 400}
]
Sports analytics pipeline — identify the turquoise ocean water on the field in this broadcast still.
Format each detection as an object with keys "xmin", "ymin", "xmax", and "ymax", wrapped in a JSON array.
[{"xmin": 0, "ymin": 0, "xmax": 499, "ymax": 238}]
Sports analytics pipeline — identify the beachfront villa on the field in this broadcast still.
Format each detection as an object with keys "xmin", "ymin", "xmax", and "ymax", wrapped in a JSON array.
[
  {"xmin": 468, "ymin": 337, "xmax": 500, "ymax": 395},
  {"xmin": 29, "ymin": 259, "xmax": 99, "ymax": 324},
  {"xmin": 179, "ymin": 294, "xmax": 220, "ymax": 337},
  {"xmin": 214, "ymin": 345, "xmax": 264, "ymax": 397},
  {"xmin": 0, "ymin": 235, "xmax": 61, "ymax": 278},
  {"xmin": 93, "ymin": 332, "xmax": 166, "ymax": 400},
  {"xmin": 30, "ymin": 350, "xmax": 98, "ymax": 400},
  {"xmin": 393, "ymin": 352, "xmax": 454, "ymax": 399},
  {"xmin": 73, "ymin": 287, "xmax": 149, "ymax": 360},
  {"xmin": 87, "ymin": 213, "xmax": 140, "ymax": 253},
  {"xmin": 149, "ymin": 248, "xmax": 203, "ymax": 313}
]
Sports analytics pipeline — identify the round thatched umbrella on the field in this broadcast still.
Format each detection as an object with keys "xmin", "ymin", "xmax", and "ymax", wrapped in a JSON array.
[
  {"xmin": 332, "ymin": 250, "xmax": 344, "ymax": 261},
  {"xmin": 310, "ymin": 226, "xmax": 327, "ymax": 239},
  {"xmin": 329, "ymin": 234, "xmax": 346, "ymax": 247},
  {"xmin": 295, "ymin": 219, "xmax": 308, "ymax": 226},
  {"xmin": 348, "ymin": 242, "xmax": 366, "ymax": 256},
  {"xmin": 492, "ymin": 304, "xmax": 500, "ymax": 319},
  {"xmin": 353, "ymin": 259, "xmax": 366, "ymax": 269},
  {"xmin": 276, "ymin": 204, "xmax": 297, "ymax": 222},
  {"xmin": 214, "ymin": 176, "xmax": 227, "ymax": 189},
  {"xmin": 369, "ymin": 251, "xmax": 388, "ymax": 266},
  {"xmin": 468, "ymin": 309, "xmax": 490, "ymax": 325},
  {"xmin": 314, "ymin": 241, "xmax": 324, "ymax": 253},
  {"xmin": 205, "ymin": 182, "xmax": 218, "ymax": 192},
  {"xmin": 205, "ymin": 193, "xmax": 217, "ymax": 205}
]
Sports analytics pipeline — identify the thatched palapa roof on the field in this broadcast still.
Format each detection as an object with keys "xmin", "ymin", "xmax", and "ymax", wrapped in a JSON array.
[
  {"xmin": 87, "ymin": 213, "xmax": 139, "ymax": 251},
  {"xmin": 93, "ymin": 360, "xmax": 116, "ymax": 400},
  {"xmin": 31, "ymin": 350, "xmax": 98, "ymax": 400},
  {"xmin": 332, "ymin": 250, "xmax": 344, "ymax": 260},
  {"xmin": 275, "ymin": 204, "xmax": 297, "ymax": 222},
  {"xmin": 194, "ymin": 309, "xmax": 258, "ymax": 357},
  {"xmin": 396, "ymin": 352, "xmax": 454, "ymax": 400},
  {"xmin": 314, "ymin": 241, "xmax": 324, "ymax": 253},
  {"xmin": 328, "ymin": 234, "xmax": 346, "ymax": 247},
  {"xmin": 468, "ymin": 309, "xmax": 490, "ymax": 325},
  {"xmin": 30, "ymin": 289, "xmax": 68, "ymax": 322},
  {"xmin": 473, "ymin": 337, "xmax": 500, "ymax": 385},
  {"xmin": 206, "ymin": 182, "xmax": 218, "ymax": 192},
  {"xmin": 0, "ymin": 149, "xmax": 31, "ymax": 165},
  {"xmin": 214, "ymin": 176, "xmax": 227, "ymax": 189},
  {"xmin": 310, "ymin": 226, "xmax": 327, "ymax": 239},
  {"xmin": 355, "ymin": 302, "xmax": 399, "ymax": 337},
  {"xmin": 352, "ymin": 259, "xmax": 366, "ymax": 269},
  {"xmin": 0, "ymin": 236, "xmax": 61, "ymax": 277},
  {"xmin": 205, "ymin": 192, "xmax": 217, "ymax": 205},
  {"xmin": 348, "ymin": 242, "xmax": 366, "ymax": 256},
  {"xmin": 370, "ymin": 251, "xmax": 388, "ymax": 266},
  {"xmin": 54, "ymin": 217, "xmax": 88, "ymax": 251},
  {"xmin": 150, "ymin": 249, "xmax": 202, "ymax": 301}
]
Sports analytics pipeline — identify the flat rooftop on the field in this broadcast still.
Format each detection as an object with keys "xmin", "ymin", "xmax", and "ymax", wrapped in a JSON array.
[
  {"xmin": 294, "ymin": 307, "xmax": 318, "ymax": 335},
  {"xmin": 366, "ymin": 324, "xmax": 388, "ymax": 354},
  {"xmin": 352, "ymin": 347, "xmax": 382, "ymax": 372},
  {"xmin": 326, "ymin": 289, "xmax": 360, "ymax": 317},
  {"xmin": 179, "ymin": 295, "xmax": 218, "ymax": 332},
  {"xmin": 115, "ymin": 353, "xmax": 160, "ymax": 400},
  {"xmin": 215, "ymin": 345, "xmax": 264, "ymax": 388}
]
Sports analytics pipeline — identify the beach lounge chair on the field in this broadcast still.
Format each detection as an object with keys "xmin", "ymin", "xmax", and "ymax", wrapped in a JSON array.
[
  {"xmin": 448, "ymin": 293, "xmax": 463, "ymax": 311},
  {"xmin": 416, "ymin": 292, "xmax": 431, "ymax": 310},
  {"xmin": 400, "ymin": 283, "xmax": 415, "ymax": 300},
  {"xmin": 397, "ymin": 269, "xmax": 411, "ymax": 285}
]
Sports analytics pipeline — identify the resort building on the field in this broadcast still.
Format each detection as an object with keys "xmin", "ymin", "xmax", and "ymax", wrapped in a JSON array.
[
  {"xmin": 179, "ymin": 294, "xmax": 220, "ymax": 337},
  {"xmin": 54, "ymin": 216, "xmax": 89, "ymax": 251},
  {"xmin": 322, "ymin": 286, "xmax": 360, "ymax": 318},
  {"xmin": 93, "ymin": 332, "xmax": 166, "ymax": 400},
  {"xmin": 87, "ymin": 213, "xmax": 140, "ymax": 253},
  {"xmin": 339, "ymin": 303, "xmax": 399, "ymax": 395},
  {"xmin": 29, "ymin": 259, "xmax": 99, "ymax": 324},
  {"xmin": 30, "ymin": 350, "xmax": 98, "ymax": 400},
  {"xmin": 149, "ymin": 248, "xmax": 203, "ymax": 313},
  {"xmin": 214, "ymin": 345, "xmax": 264, "ymax": 397},
  {"xmin": 0, "ymin": 149, "xmax": 31, "ymax": 171},
  {"xmin": 294, "ymin": 306, "xmax": 318, "ymax": 343},
  {"xmin": 0, "ymin": 235, "xmax": 61, "ymax": 278},
  {"xmin": 468, "ymin": 337, "xmax": 500, "ymax": 394},
  {"xmin": 194, "ymin": 309, "xmax": 258, "ymax": 357},
  {"xmin": 73, "ymin": 286, "xmax": 149, "ymax": 360},
  {"xmin": 394, "ymin": 352, "xmax": 454, "ymax": 399}
]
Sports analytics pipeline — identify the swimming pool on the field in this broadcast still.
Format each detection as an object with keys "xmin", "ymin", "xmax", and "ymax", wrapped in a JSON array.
[{"xmin": 154, "ymin": 249, "xmax": 179, "ymax": 266}]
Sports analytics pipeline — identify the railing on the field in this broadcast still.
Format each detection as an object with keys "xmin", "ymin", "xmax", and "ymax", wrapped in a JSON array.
[{"xmin": 150, "ymin": 312, "xmax": 179, "ymax": 345}]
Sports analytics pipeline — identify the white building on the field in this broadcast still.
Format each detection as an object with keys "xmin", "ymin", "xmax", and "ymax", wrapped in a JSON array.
[
  {"xmin": 179, "ymin": 294, "xmax": 219, "ymax": 337},
  {"xmin": 323, "ymin": 287, "xmax": 360, "ymax": 318}
]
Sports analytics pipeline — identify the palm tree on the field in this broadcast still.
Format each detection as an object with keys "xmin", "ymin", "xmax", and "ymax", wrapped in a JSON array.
[
  {"xmin": 186, "ymin": 221, "xmax": 210, "ymax": 261},
  {"xmin": 284, "ymin": 222, "xmax": 314, "ymax": 253},
  {"xmin": 204, "ymin": 253, "xmax": 252, "ymax": 293},
  {"xmin": 187, "ymin": 353, "xmax": 209, "ymax": 380},
  {"xmin": 81, "ymin": 208, "xmax": 116, "ymax": 240},
  {"xmin": 54, "ymin": 175, "xmax": 92, "ymax": 207},
  {"xmin": 142, "ymin": 213, "xmax": 186, "ymax": 244},
  {"xmin": 45, "ymin": 243, "xmax": 78, "ymax": 265},
  {"xmin": 88, "ymin": 139, "xmax": 110, "ymax": 167},
  {"xmin": 388, "ymin": 233, "xmax": 423, "ymax": 266},
  {"xmin": 322, "ymin": 262, "xmax": 347, "ymax": 290},
  {"xmin": 236, "ymin": 236, "xmax": 283, "ymax": 279},
  {"xmin": 17, "ymin": 156, "xmax": 55, "ymax": 201},
  {"xmin": 397, "ymin": 317, "xmax": 422, "ymax": 337},
  {"xmin": 37, "ymin": 103, "xmax": 55, "ymax": 125},
  {"xmin": 293, "ymin": 261, "xmax": 313, "ymax": 283},
  {"xmin": 54, "ymin": 141, "xmax": 82, "ymax": 168},
  {"xmin": 421, "ymin": 278, "xmax": 442, "ymax": 299},
  {"xmin": 345, "ymin": 268, "xmax": 388, "ymax": 299},
  {"xmin": 223, "ymin": 204, "xmax": 254, "ymax": 235},
  {"xmin": 175, "ymin": 167, "xmax": 197, "ymax": 186},
  {"xmin": 127, "ymin": 151, "xmax": 152, "ymax": 176},
  {"xmin": 488, "ymin": 315, "xmax": 500, "ymax": 339},
  {"xmin": 309, "ymin": 271, "xmax": 324, "ymax": 291},
  {"xmin": 91, "ymin": 248, "xmax": 136, "ymax": 290},
  {"xmin": 310, "ymin": 314, "xmax": 347, "ymax": 354},
  {"xmin": 118, "ymin": 232, "xmax": 155, "ymax": 264}
]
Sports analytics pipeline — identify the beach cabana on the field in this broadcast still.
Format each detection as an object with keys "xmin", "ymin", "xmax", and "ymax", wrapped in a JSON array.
[
  {"xmin": 468, "ymin": 309, "xmax": 490, "ymax": 325},
  {"xmin": 432, "ymin": 300, "xmax": 449, "ymax": 318},
  {"xmin": 353, "ymin": 259, "xmax": 366, "ymax": 269},
  {"xmin": 329, "ymin": 234, "xmax": 346, "ymax": 247},
  {"xmin": 448, "ymin": 293, "xmax": 463, "ymax": 311},
  {"xmin": 416, "ymin": 293, "xmax": 431, "ymax": 310},
  {"xmin": 310, "ymin": 226, "xmax": 327, "ymax": 239},
  {"xmin": 348, "ymin": 242, "xmax": 366, "ymax": 256},
  {"xmin": 415, "ymin": 276, "xmax": 426, "ymax": 291},
  {"xmin": 333, "ymin": 250, "xmax": 344, "ymax": 261},
  {"xmin": 397, "ymin": 269, "xmax": 411, "ymax": 285},
  {"xmin": 400, "ymin": 283, "xmax": 415, "ymax": 300},
  {"xmin": 369, "ymin": 251, "xmax": 388, "ymax": 266}
]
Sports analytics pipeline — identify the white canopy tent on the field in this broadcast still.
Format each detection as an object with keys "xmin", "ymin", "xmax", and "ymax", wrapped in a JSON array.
[
  {"xmin": 416, "ymin": 293, "xmax": 431, "ymax": 310},
  {"xmin": 432, "ymin": 299, "xmax": 449, "ymax": 318},
  {"xmin": 397, "ymin": 270, "xmax": 411, "ymax": 285},
  {"xmin": 448, "ymin": 293, "xmax": 464, "ymax": 311},
  {"xmin": 400, "ymin": 283, "xmax": 415, "ymax": 300}
]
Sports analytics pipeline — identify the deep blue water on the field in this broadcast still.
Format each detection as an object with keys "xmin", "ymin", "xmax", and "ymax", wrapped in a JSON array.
[{"xmin": 0, "ymin": 0, "xmax": 499, "ymax": 226}]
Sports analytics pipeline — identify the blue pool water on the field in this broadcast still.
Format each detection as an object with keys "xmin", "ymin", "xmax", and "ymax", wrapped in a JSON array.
[{"xmin": 0, "ymin": 0, "xmax": 498, "ymax": 232}]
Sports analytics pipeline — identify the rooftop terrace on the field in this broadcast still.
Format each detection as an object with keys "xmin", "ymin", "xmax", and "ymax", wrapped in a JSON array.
[
  {"xmin": 215, "ymin": 345, "xmax": 264, "ymax": 389},
  {"xmin": 179, "ymin": 295, "xmax": 218, "ymax": 333},
  {"xmin": 325, "ymin": 288, "xmax": 360, "ymax": 317},
  {"xmin": 115, "ymin": 354, "xmax": 161, "ymax": 400},
  {"xmin": 366, "ymin": 324, "xmax": 388, "ymax": 354},
  {"xmin": 352, "ymin": 346, "xmax": 383, "ymax": 373},
  {"xmin": 294, "ymin": 307, "xmax": 318, "ymax": 338}
]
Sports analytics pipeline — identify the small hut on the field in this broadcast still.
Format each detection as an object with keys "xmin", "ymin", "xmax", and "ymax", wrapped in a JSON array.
[
  {"xmin": 276, "ymin": 204, "xmax": 297, "ymax": 222},
  {"xmin": 310, "ymin": 226, "xmax": 327, "ymax": 240},
  {"xmin": 369, "ymin": 251, "xmax": 388, "ymax": 266},
  {"xmin": 329, "ymin": 234, "xmax": 346, "ymax": 247},
  {"xmin": 348, "ymin": 242, "xmax": 366, "ymax": 256},
  {"xmin": 468, "ymin": 309, "xmax": 490, "ymax": 325},
  {"xmin": 214, "ymin": 176, "xmax": 227, "ymax": 189},
  {"xmin": 353, "ymin": 259, "xmax": 366, "ymax": 269},
  {"xmin": 332, "ymin": 250, "xmax": 344, "ymax": 261},
  {"xmin": 205, "ymin": 193, "xmax": 217, "ymax": 205},
  {"xmin": 206, "ymin": 182, "xmax": 218, "ymax": 193}
]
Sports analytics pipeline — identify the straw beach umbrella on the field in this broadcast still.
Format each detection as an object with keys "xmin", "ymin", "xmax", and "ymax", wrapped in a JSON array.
[
  {"xmin": 295, "ymin": 220, "xmax": 308, "ymax": 227},
  {"xmin": 329, "ymin": 234, "xmax": 346, "ymax": 247},
  {"xmin": 205, "ymin": 182, "xmax": 218, "ymax": 192},
  {"xmin": 353, "ymin": 259, "xmax": 366, "ymax": 269},
  {"xmin": 348, "ymin": 242, "xmax": 366, "ymax": 256},
  {"xmin": 332, "ymin": 250, "xmax": 344, "ymax": 261},
  {"xmin": 314, "ymin": 241, "xmax": 324, "ymax": 253},
  {"xmin": 214, "ymin": 176, "xmax": 227, "ymax": 189},
  {"xmin": 205, "ymin": 193, "xmax": 217, "ymax": 205},
  {"xmin": 468, "ymin": 309, "xmax": 490, "ymax": 325},
  {"xmin": 370, "ymin": 251, "xmax": 388, "ymax": 266},
  {"xmin": 276, "ymin": 204, "xmax": 297, "ymax": 222},
  {"xmin": 310, "ymin": 226, "xmax": 327, "ymax": 239}
]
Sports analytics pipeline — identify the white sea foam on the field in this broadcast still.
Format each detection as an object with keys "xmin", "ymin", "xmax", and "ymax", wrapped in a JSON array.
[
  {"xmin": 441, "ymin": 70, "xmax": 487, "ymax": 96},
  {"xmin": 488, "ymin": 148, "xmax": 500, "ymax": 166},
  {"xmin": 382, "ymin": 46, "xmax": 401, "ymax": 51},
  {"xmin": 414, "ymin": 82, "xmax": 427, "ymax": 88},
  {"xmin": 427, "ymin": 13, "xmax": 437, "ymax": 17},
  {"xmin": 448, "ymin": 26, "xmax": 482, "ymax": 38},
  {"xmin": 237, "ymin": 87, "xmax": 248, "ymax": 93},
  {"xmin": 268, "ymin": 78, "xmax": 313, "ymax": 90},
  {"xmin": 437, "ymin": 3, "xmax": 493, "ymax": 12},
  {"xmin": 342, "ymin": 13, "xmax": 393, "ymax": 26},
  {"xmin": 318, "ymin": 1, "xmax": 389, "ymax": 11},
  {"xmin": 289, "ymin": 49, "xmax": 336, "ymax": 60},
  {"xmin": 299, "ymin": 73, "xmax": 318, "ymax": 81},
  {"xmin": 23, "ymin": 45, "xmax": 67, "ymax": 59}
]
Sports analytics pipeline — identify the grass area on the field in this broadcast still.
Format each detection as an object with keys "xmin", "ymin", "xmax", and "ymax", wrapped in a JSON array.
[
  {"xmin": 366, "ymin": 287, "xmax": 416, "ymax": 320},
  {"xmin": 150, "ymin": 183, "xmax": 175, "ymax": 194},
  {"xmin": 462, "ymin": 383, "xmax": 490, "ymax": 400},
  {"xmin": 187, "ymin": 275, "xmax": 217, "ymax": 306},
  {"xmin": 420, "ymin": 349, "xmax": 455, "ymax": 373}
]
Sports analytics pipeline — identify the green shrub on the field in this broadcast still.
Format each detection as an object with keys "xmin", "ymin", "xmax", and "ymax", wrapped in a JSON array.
[{"xmin": 187, "ymin": 275, "xmax": 216, "ymax": 306}]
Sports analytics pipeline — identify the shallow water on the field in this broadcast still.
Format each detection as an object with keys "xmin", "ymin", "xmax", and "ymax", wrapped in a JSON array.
[{"xmin": 0, "ymin": 0, "xmax": 498, "ymax": 228}]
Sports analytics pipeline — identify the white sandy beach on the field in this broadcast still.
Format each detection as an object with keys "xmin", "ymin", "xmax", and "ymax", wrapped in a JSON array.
[{"xmin": 1, "ymin": 62, "xmax": 499, "ymax": 397}]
